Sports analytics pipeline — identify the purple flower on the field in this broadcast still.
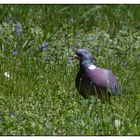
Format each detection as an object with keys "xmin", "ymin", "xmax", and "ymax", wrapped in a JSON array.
[
  {"xmin": 7, "ymin": 19, "xmax": 13, "ymax": 24},
  {"xmin": 12, "ymin": 50, "xmax": 17, "ymax": 56},
  {"xmin": 77, "ymin": 32, "xmax": 80, "ymax": 36},
  {"xmin": 39, "ymin": 41, "xmax": 48, "ymax": 50},
  {"xmin": 14, "ymin": 22, "xmax": 22, "ymax": 35},
  {"xmin": 43, "ymin": 41, "xmax": 48, "ymax": 46},
  {"xmin": 67, "ymin": 57, "xmax": 73, "ymax": 63}
]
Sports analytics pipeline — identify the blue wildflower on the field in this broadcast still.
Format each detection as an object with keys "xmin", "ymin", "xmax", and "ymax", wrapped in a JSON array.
[
  {"xmin": 39, "ymin": 41, "xmax": 48, "ymax": 50},
  {"xmin": 14, "ymin": 22, "xmax": 22, "ymax": 35},
  {"xmin": 77, "ymin": 32, "xmax": 80, "ymax": 36},
  {"xmin": 43, "ymin": 41, "xmax": 48, "ymax": 46},
  {"xmin": 12, "ymin": 50, "xmax": 17, "ymax": 56},
  {"xmin": 7, "ymin": 19, "xmax": 13, "ymax": 24},
  {"xmin": 67, "ymin": 57, "xmax": 73, "ymax": 63}
]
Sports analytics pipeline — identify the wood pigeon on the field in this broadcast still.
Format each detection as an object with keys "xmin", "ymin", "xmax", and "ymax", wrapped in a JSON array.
[{"xmin": 73, "ymin": 48, "xmax": 120, "ymax": 100}]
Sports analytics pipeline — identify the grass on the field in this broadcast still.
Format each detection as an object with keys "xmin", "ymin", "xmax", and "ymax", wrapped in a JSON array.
[{"xmin": 0, "ymin": 4, "xmax": 140, "ymax": 135}]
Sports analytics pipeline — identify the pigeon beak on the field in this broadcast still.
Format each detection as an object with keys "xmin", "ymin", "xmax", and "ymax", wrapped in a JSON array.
[{"xmin": 73, "ymin": 55, "xmax": 80, "ymax": 60}]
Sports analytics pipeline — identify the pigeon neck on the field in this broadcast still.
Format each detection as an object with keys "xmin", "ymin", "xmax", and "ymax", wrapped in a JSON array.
[{"xmin": 80, "ymin": 59, "xmax": 93, "ymax": 70}]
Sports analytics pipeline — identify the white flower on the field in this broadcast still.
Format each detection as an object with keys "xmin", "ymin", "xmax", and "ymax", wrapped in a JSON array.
[
  {"xmin": 4, "ymin": 72, "xmax": 10, "ymax": 78},
  {"xmin": 114, "ymin": 119, "xmax": 121, "ymax": 128}
]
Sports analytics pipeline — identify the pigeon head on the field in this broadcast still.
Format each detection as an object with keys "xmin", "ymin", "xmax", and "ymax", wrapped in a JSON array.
[{"xmin": 73, "ymin": 48, "xmax": 93, "ymax": 62}]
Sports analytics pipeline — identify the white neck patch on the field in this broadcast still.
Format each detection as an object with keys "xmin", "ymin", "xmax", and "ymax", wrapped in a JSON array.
[{"xmin": 88, "ymin": 65, "xmax": 96, "ymax": 70}]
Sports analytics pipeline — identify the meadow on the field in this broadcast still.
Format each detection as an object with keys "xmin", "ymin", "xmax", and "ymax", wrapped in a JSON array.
[{"xmin": 0, "ymin": 5, "xmax": 140, "ymax": 135}]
